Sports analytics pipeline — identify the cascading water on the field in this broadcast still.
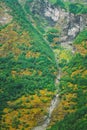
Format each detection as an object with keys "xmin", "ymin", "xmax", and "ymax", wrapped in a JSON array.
[{"xmin": 32, "ymin": 71, "xmax": 61, "ymax": 130}]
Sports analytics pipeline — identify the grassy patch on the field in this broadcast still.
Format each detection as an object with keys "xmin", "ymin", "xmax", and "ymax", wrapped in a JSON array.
[{"xmin": 74, "ymin": 30, "xmax": 87, "ymax": 44}]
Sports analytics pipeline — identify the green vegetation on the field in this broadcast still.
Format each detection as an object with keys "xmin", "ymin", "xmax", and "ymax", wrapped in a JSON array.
[
  {"xmin": 49, "ymin": 0, "xmax": 87, "ymax": 14},
  {"xmin": 48, "ymin": 55, "xmax": 87, "ymax": 129},
  {"xmin": 49, "ymin": 0, "xmax": 57, "ymax": 4},
  {"xmin": 47, "ymin": 29, "xmax": 59, "ymax": 40},
  {"xmin": 48, "ymin": 106, "xmax": 87, "ymax": 130},
  {"xmin": 69, "ymin": 3, "xmax": 87, "ymax": 14},
  {"xmin": 0, "ymin": 0, "xmax": 57, "ymax": 123},
  {"xmin": 24, "ymin": 0, "xmax": 48, "ymax": 35},
  {"xmin": 0, "ymin": 0, "xmax": 87, "ymax": 130},
  {"xmin": 74, "ymin": 30, "xmax": 87, "ymax": 44},
  {"xmin": 1, "ymin": 90, "xmax": 54, "ymax": 129},
  {"xmin": 48, "ymin": 37, "xmax": 87, "ymax": 130}
]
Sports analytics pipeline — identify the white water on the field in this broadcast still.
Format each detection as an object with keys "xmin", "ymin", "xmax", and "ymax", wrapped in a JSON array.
[
  {"xmin": 32, "ymin": 71, "xmax": 61, "ymax": 130},
  {"xmin": 32, "ymin": 94, "xmax": 60, "ymax": 130}
]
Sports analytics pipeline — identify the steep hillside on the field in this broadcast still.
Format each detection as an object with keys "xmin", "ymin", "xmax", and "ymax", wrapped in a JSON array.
[
  {"xmin": 0, "ymin": 0, "xmax": 57, "ymax": 129},
  {"xmin": 46, "ymin": 2, "xmax": 87, "ymax": 130},
  {"xmin": 25, "ymin": 0, "xmax": 87, "ymax": 50},
  {"xmin": 48, "ymin": 42, "xmax": 87, "ymax": 130},
  {"xmin": 0, "ymin": 0, "xmax": 87, "ymax": 130},
  {"xmin": 47, "ymin": 20, "xmax": 87, "ymax": 130}
]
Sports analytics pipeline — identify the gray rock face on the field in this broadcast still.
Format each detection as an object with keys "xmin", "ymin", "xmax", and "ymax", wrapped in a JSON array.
[
  {"xmin": 28, "ymin": 0, "xmax": 87, "ymax": 45},
  {"xmin": 0, "ymin": 5, "xmax": 12, "ymax": 25},
  {"xmin": 29, "ymin": 0, "xmax": 57, "ymax": 25},
  {"xmin": 60, "ymin": 13, "xmax": 87, "ymax": 45},
  {"xmin": 44, "ymin": 6, "xmax": 59, "ymax": 22}
]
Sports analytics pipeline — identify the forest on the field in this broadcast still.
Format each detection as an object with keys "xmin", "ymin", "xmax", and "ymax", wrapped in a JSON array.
[{"xmin": 0, "ymin": 0, "xmax": 87, "ymax": 130}]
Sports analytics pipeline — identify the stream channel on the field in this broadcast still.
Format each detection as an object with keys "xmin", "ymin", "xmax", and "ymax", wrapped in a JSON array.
[{"xmin": 32, "ymin": 70, "xmax": 61, "ymax": 130}]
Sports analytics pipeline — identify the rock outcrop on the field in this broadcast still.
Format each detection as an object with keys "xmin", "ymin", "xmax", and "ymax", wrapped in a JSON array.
[
  {"xmin": 0, "ymin": 3, "xmax": 12, "ymax": 25},
  {"xmin": 27, "ymin": 0, "xmax": 87, "ymax": 45}
]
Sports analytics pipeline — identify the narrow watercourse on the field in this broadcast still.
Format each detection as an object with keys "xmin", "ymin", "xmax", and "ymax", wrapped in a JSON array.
[{"xmin": 32, "ymin": 69, "xmax": 61, "ymax": 130}]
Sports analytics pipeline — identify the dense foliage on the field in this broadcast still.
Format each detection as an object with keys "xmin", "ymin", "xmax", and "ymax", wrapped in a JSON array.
[
  {"xmin": 50, "ymin": 0, "xmax": 87, "ymax": 14},
  {"xmin": 48, "ymin": 106, "xmax": 87, "ymax": 130},
  {"xmin": 0, "ymin": 0, "xmax": 87, "ymax": 130},
  {"xmin": 48, "ymin": 32, "xmax": 87, "ymax": 130},
  {"xmin": 0, "ymin": 0, "xmax": 57, "ymax": 122},
  {"xmin": 74, "ymin": 30, "xmax": 87, "ymax": 44},
  {"xmin": 69, "ymin": 3, "xmax": 87, "ymax": 14}
]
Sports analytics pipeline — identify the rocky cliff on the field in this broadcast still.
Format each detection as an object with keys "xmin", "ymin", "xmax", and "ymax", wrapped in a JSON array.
[{"xmin": 27, "ymin": 0, "xmax": 87, "ymax": 46}]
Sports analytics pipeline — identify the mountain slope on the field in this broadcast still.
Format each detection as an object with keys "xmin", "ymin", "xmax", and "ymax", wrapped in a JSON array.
[
  {"xmin": 47, "ymin": 27, "xmax": 87, "ymax": 130},
  {"xmin": 0, "ymin": 0, "xmax": 87, "ymax": 130},
  {"xmin": 0, "ymin": 0, "xmax": 57, "ymax": 129}
]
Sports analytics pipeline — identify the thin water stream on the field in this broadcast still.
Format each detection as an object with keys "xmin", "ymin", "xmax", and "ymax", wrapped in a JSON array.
[{"xmin": 32, "ymin": 70, "xmax": 61, "ymax": 130}]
